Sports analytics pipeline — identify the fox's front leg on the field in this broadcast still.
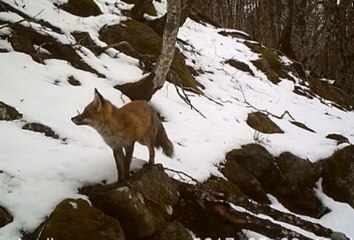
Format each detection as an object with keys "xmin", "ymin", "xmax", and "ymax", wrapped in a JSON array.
[
  {"xmin": 124, "ymin": 143, "xmax": 135, "ymax": 180},
  {"xmin": 113, "ymin": 148, "xmax": 125, "ymax": 182}
]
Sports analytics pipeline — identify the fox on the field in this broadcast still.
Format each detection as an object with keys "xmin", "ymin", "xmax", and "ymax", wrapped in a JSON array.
[{"xmin": 71, "ymin": 89, "xmax": 174, "ymax": 182}]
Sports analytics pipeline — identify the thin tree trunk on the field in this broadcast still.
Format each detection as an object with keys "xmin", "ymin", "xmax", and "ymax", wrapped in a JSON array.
[{"xmin": 152, "ymin": 0, "xmax": 181, "ymax": 89}]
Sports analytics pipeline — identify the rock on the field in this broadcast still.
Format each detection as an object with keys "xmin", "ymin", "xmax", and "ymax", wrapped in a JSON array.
[
  {"xmin": 152, "ymin": 222, "xmax": 192, "ymax": 240},
  {"xmin": 275, "ymin": 152, "xmax": 326, "ymax": 217},
  {"xmin": 0, "ymin": 206, "xmax": 13, "ymax": 228},
  {"xmin": 322, "ymin": 145, "xmax": 354, "ymax": 207},
  {"xmin": 99, "ymin": 19, "xmax": 201, "ymax": 97},
  {"xmin": 29, "ymin": 198, "xmax": 125, "ymax": 240},
  {"xmin": 246, "ymin": 112, "xmax": 284, "ymax": 134},
  {"xmin": 220, "ymin": 160, "xmax": 269, "ymax": 203},
  {"xmin": 85, "ymin": 165, "xmax": 179, "ymax": 239},
  {"xmin": 245, "ymin": 41, "xmax": 293, "ymax": 84},
  {"xmin": 276, "ymin": 152, "xmax": 321, "ymax": 193},
  {"xmin": 0, "ymin": 101, "xmax": 22, "ymax": 121},
  {"xmin": 58, "ymin": 0, "xmax": 101, "ymax": 17},
  {"xmin": 225, "ymin": 59, "xmax": 254, "ymax": 76},
  {"xmin": 290, "ymin": 121, "xmax": 316, "ymax": 133},
  {"xmin": 174, "ymin": 182, "xmax": 238, "ymax": 239},
  {"xmin": 67, "ymin": 76, "xmax": 81, "ymax": 86},
  {"xmin": 225, "ymin": 145, "xmax": 326, "ymax": 217},
  {"xmin": 226, "ymin": 144, "xmax": 276, "ymax": 183},
  {"xmin": 326, "ymin": 133, "xmax": 350, "ymax": 145},
  {"xmin": 22, "ymin": 122, "xmax": 59, "ymax": 139},
  {"xmin": 309, "ymin": 78, "xmax": 353, "ymax": 111}
]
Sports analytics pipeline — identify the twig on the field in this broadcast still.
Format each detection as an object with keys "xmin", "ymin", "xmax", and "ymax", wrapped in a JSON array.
[
  {"xmin": 239, "ymin": 86, "xmax": 296, "ymax": 121},
  {"xmin": 163, "ymin": 167, "xmax": 200, "ymax": 184}
]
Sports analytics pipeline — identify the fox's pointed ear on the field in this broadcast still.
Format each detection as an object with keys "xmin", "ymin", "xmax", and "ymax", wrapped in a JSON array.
[{"xmin": 94, "ymin": 88, "xmax": 105, "ymax": 111}]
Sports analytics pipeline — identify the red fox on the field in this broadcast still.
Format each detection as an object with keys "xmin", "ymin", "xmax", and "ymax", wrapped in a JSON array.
[{"xmin": 71, "ymin": 89, "xmax": 174, "ymax": 182}]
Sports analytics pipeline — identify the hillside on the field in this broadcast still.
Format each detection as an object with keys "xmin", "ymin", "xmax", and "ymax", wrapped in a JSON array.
[{"xmin": 0, "ymin": 0, "xmax": 354, "ymax": 239}]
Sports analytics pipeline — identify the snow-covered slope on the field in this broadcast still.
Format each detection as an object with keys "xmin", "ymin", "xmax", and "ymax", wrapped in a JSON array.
[{"xmin": 0, "ymin": 0, "xmax": 353, "ymax": 239}]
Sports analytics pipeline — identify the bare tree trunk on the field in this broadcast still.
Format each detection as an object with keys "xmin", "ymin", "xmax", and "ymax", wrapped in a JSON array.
[
  {"xmin": 152, "ymin": 0, "xmax": 181, "ymax": 89},
  {"xmin": 116, "ymin": 0, "xmax": 182, "ymax": 101}
]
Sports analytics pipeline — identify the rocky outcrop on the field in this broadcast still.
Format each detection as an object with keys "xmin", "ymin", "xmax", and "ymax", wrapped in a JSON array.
[
  {"xmin": 84, "ymin": 164, "xmax": 180, "ymax": 239},
  {"xmin": 0, "ymin": 101, "xmax": 22, "ymax": 121},
  {"xmin": 224, "ymin": 144, "xmax": 326, "ymax": 217},
  {"xmin": 246, "ymin": 112, "xmax": 284, "ymax": 134},
  {"xmin": 322, "ymin": 145, "xmax": 354, "ymax": 208},
  {"xmin": 29, "ymin": 198, "xmax": 125, "ymax": 240}
]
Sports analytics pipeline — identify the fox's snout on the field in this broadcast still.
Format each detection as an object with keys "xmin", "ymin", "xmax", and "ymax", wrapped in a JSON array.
[{"xmin": 71, "ymin": 114, "xmax": 84, "ymax": 125}]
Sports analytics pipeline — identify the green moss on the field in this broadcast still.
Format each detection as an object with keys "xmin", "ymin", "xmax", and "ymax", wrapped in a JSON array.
[
  {"xmin": 32, "ymin": 198, "xmax": 124, "ymax": 240},
  {"xmin": 245, "ymin": 41, "xmax": 291, "ymax": 84},
  {"xmin": 100, "ymin": 19, "xmax": 201, "ymax": 93}
]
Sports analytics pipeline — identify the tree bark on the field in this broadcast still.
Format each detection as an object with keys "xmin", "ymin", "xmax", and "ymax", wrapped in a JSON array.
[{"xmin": 151, "ymin": 0, "xmax": 181, "ymax": 89}]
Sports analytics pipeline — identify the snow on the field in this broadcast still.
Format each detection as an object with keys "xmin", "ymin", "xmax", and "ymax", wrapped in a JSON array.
[{"xmin": 0, "ymin": 0, "xmax": 354, "ymax": 239}]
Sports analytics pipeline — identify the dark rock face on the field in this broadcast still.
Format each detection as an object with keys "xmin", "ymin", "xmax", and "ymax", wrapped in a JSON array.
[
  {"xmin": 30, "ymin": 198, "xmax": 125, "ymax": 240},
  {"xmin": 322, "ymin": 145, "xmax": 354, "ymax": 208},
  {"xmin": 224, "ymin": 144, "xmax": 326, "ymax": 218},
  {"xmin": 225, "ymin": 59, "xmax": 254, "ymax": 76},
  {"xmin": 85, "ymin": 165, "xmax": 179, "ymax": 239},
  {"xmin": 326, "ymin": 133, "xmax": 350, "ymax": 145},
  {"xmin": 0, "ymin": 101, "xmax": 22, "ymax": 121},
  {"xmin": 309, "ymin": 78, "xmax": 353, "ymax": 111},
  {"xmin": 58, "ymin": 0, "xmax": 101, "ymax": 17},
  {"xmin": 246, "ymin": 112, "xmax": 284, "ymax": 134},
  {"xmin": 0, "ymin": 206, "xmax": 13, "ymax": 228}
]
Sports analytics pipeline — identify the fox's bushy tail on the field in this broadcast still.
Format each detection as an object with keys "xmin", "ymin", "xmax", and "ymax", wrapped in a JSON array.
[{"xmin": 155, "ymin": 122, "xmax": 174, "ymax": 158}]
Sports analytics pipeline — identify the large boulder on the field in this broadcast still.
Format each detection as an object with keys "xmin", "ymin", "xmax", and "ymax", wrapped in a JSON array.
[
  {"xmin": 29, "ymin": 198, "xmax": 125, "ymax": 240},
  {"xmin": 224, "ymin": 144, "xmax": 326, "ymax": 217},
  {"xmin": 85, "ymin": 165, "xmax": 179, "ymax": 239},
  {"xmin": 322, "ymin": 145, "xmax": 354, "ymax": 208}
]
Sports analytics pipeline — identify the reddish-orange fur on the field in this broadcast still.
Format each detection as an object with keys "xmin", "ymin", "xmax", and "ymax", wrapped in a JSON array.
[{"xmin": 71, "ymin": 89, "xmax": 174, "ymax": 182}]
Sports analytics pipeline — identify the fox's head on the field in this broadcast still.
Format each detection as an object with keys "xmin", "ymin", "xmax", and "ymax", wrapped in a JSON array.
[{"xmin": 71, "ymin": 89, "xmax": 111, "ymax": 127}]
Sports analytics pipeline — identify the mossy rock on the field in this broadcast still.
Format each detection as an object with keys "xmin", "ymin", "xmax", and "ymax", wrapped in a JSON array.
[
  {"xmin": 0, "ymin": 206, "xmax": 13, "ymax": 228},
  {"xmin": 152, "ymin": 222, "xmax": 192, "ymax": 240},
  {"xmin": 85, "ymin": 165, "xmax": 179, "ymax": 239},
  {"xmin": 9, "ymin": 25, "xmax": 105, "ymax": 77},
  {"xmin": 99, "ymin": 19, "xmax": 201, "ymax": 95},
  {"xmin": 322, "ymin": 145, "xmax": 354, "ymax": 207},
  {"xmin": 309, "ymin": 78, "xmax": 353, "ymax": 111},
  {"xmin": 0, "ymin": 101, "xmax": 22, "ymax": 121},
  {"xmin": 245, "ymin": 41, "xmax": 292, "ymax": 84},
  {"xmin": 30, "ymin": 198, "xmax": 125, "ymax": 240},
  {"xmin": 58, "ymin": 0, "xmax": 101, "ymax": 17},
  {"xmin": 219, "ymin": 161, "xmax": 269, "ymax": 203},
  {"xmin": 246, "ymin": 112, "xmax": 284, "ymax": 134},
  {"xmin": 121, "ymin": 0, "xmax": 157, "ymax": 16}
]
